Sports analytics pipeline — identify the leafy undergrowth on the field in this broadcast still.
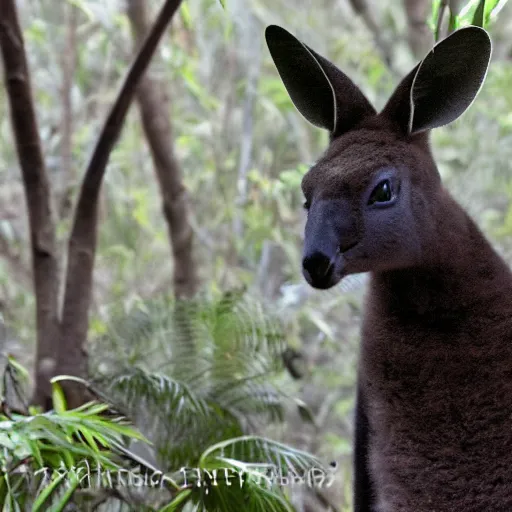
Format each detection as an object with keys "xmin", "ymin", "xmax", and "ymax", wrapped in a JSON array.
[{"xmin": 1, "ymin": 294, "xmax": 331, "ymax": 511}]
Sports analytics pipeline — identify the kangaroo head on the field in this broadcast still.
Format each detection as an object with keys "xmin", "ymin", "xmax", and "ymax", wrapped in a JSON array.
[{"xmin": 266, "ymin": 25, "xmax": 491, "ymax": 289}]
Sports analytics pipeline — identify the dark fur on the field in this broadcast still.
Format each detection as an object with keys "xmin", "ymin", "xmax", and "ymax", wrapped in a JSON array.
[
  {"xmin": 265, "ymin": 25, "xmax": 512, "ymax": 511},
  {"xmin": 308, "ymin": 125, "xmax": 512, "ymax": 510}
]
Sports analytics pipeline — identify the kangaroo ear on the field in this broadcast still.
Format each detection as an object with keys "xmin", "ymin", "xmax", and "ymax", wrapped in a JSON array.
[
  {"xmin": 381, "ymin": 26, "xmax": 491, "ymax": 135},
  {"xmin": 265, "ymin": 25, "xmax": 376, "ymax": 137}
]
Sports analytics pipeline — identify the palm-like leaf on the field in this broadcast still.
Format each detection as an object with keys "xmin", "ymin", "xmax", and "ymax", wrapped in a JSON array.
[
  {"xmin": 199, "ymin": 436, "xmax": 327, "ymax": 481},
  {"xmin": 92, "ymin": 367, "xmax": 244, "ymax": 468},
  {"xmin": 162, "ymin": 436, "xmax": 332, "ymax": 512},
  {"xmin": 92, "ymin": 292, "xmax": 285, "ymax": 377},
  {"xmin": 0, "ymin": 391, "xmax": 148, "ymax": 511},
  {"xmin": 89, "ymin": 293, "xmax": 295, "ymax": 467},
  {"xmin": 84, "ymin": 292, "xmax": 323, "ymax": 511}
]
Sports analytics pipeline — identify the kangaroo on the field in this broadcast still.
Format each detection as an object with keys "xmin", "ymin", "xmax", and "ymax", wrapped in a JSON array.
[{"xmin": 266, "ymin": 25, "xmax": 512, "ymax": 512}]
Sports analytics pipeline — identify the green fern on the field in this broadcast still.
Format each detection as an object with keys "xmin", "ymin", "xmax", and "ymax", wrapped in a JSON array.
[
  {"xmin": 0, "ymin": 362, "xmax": 146, "ymax": 510},
  {"xmin": 84, "ymin": 292, "xmax": 323, "ymax": 510},
  {"xmin": 88, "ymin": 293, "xmax": 297, "ymax": 469},
  {"xmin": 1, "ymin": 292, "xmax": 323, "ymax": 511}
]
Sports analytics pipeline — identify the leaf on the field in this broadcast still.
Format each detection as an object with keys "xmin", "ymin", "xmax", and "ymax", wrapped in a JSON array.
[
  {"xmin": 32, "ymin": 470, "xmax": 66, "ymax": 512},
  {"xmin": 92, "ymin": 367, "xmax": 244, "ymax": 468},
  {"xmin": 483, "ymin": 0, "xmax": 509, "ymax": 23},
  {"xmin": 83, "ymin": 293, "xmax": 321, "ymax": 506},
  {"xmin": 51, "ymin": 473, "xmax": 80, "ymax": 512},
  {"xmin": 306, "ymin": 310, "xmax": 335, "ymax": 339},
  {"xmin": 473, "ymin": 0, "xmax": 486, "ymax": 26},
  {"xmin": 3, "ymin": 357, "xmax": 29, "ymax": 414},
  {"xmin": 180, "ymin": 3, "xmax": 192, "ymax": 29},
  {"xmin": 67, "ymin": 0, "xmax": 95, "ymax": 21},
  {"xmin": 294, "ymin": 398, "xmax": 316, "ymax": 425},
  {"xmin": 159, "ymin": 489, "xmax": 192, "ymax": 511},
  {"xmin": 449, "ymin": 12, "xmax": 459, "ymax": 31},
  {"xmin": 6, "ymin": 356, "xmax": 29, "ymax": 381},
  {"xmin": 51, "ymin": 382, "xmax": 67, "ymax": 414},
  {"xmin": 429, "ymin": 0, "xmax": 442, "ymax": 32},
  {"xmin": 177, "ymin": 456, "xmax": 295, "ymax": 512},
  {"xmin": 199, "ymin": 435, "xmax": 326, "ymax": 478}
]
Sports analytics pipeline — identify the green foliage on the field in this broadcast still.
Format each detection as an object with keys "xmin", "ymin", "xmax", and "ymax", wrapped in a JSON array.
[
  {"xmin": 430, "ymin": 0, "xmax": 510, "ymax": 39},
  {"xmin": 4, "ymin": 0, "xmax": 512, "ymax": 510},
  {"xmin": 1, "ymin": 346, "xmax": 326, "ymax": 511},
  {"xmin": 89, "ymin": 292, "xmax": 300, "ymax": 467},
  {"xmin": 168, "ymin": 436, "xmax": 327, "ymax": 512},
  {"xmin": 0, "ymin": 358, "xmax": 146, "ymax": 510}
]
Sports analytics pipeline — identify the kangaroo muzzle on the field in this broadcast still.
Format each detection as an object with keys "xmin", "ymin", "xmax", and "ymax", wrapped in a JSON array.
[{"xmin": 302, "ymin": 199, "xmax": 358, "ymax": 289}]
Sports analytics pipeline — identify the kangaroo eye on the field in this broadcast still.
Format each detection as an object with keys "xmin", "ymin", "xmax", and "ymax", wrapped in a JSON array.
[{"xmin": 368, "ymin": 180, "xmax": 392, "ymax": 205}]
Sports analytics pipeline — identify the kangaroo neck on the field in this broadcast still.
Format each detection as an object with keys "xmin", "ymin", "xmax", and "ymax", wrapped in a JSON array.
[{"xmin": 369, "ymin": 194, "xmax": 512, "ymax": 322}]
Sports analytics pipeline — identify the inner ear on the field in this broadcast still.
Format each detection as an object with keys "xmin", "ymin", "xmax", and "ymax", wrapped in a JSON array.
[
  {"xmin": 265, "ymin": 25, "xmax": 376, "ymax": 137},
  {"xmin": 409, "ymin": 26, "xmax": 491, "ymax": 133},
  {"xmin": 380, "ymin": 26, "xmax": 491, "ymax": 135},
  {"xmin": 265, "ymin": 25, "xmax": 337, "ymax": 131}
]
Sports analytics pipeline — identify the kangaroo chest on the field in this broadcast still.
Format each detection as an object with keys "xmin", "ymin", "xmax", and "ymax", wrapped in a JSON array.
[{"xmin": 359, "ymin": 313, "xmax": 512, "ymax": 512}]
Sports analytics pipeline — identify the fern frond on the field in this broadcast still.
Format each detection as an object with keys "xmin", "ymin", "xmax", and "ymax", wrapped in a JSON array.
[{"xmin": 199, "ymin": 436, "xmax": 327, "ymax": 479}]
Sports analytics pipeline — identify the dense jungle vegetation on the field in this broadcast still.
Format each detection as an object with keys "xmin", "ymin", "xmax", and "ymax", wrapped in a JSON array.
[{"xmin": 1, "ymin": 0, "xmax": 512, "ymax": 510}]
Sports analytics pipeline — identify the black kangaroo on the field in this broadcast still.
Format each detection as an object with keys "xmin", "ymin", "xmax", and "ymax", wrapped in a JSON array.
[{"xmin": 266, "ymin": 24, "xmax": 512, "ymax": 512}]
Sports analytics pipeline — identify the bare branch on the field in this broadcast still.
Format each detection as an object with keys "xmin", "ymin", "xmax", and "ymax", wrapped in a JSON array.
[
  {"xmin": 58, "ymin": 2, "xmax": 78, "ymax": 220},
  {"xmin": 348, "ymin": 0, "xmax": 395, "ymax": 71},
  {"xmin": 436, "ymin": 0, "xmax": 449, "ymax": 42},
  {"xmin": 0, "ymin": 0, "xmax": 61, "ymax": 408},
  {"xmin": 233, "ymin": 14, "xmax": 261, "ymax": 240},
  {"xmin": 126, "ymin": 0, "xmax": 198, "ymax": 299},
  {"xmin": 403, "ymin": 0, "xmax": 434, "ymax": 57},
  {"xmin": 58, "ymin": 0, "xmax": 184, "ymax": 408}
]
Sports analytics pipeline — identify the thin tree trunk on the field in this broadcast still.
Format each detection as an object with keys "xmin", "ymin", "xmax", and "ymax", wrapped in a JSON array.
[
  {"xmin": 58, "ymin": 0, "xmax": 185, "ymax": 409},
  {"xmin": 58, "ymin": 2, "xmax": 78, "ymax": 220},
  {"xmin": 126, "ymin": 0, "xmax": 199, "ymax": 300},
  {"xmin": 0, "ymin": 0, "xmax": 61, "ymax": 409},
  {"xmin": 347, "ymin": 0, "xmax": 395, "ymax": 70},
  {"xmin": 403, "ymin": 0, "xmax": 434, "ymax": 57},
  {"xmin": 126, "ymin": 0, "xmax": 200, "ymax": 366},
  {"xmin": 1, "ymin": 0, "xmax": 185, "ymax": 410},
  {"xmin": 233, "ymin": 14, "xmax": 261, "ymax": 241}
]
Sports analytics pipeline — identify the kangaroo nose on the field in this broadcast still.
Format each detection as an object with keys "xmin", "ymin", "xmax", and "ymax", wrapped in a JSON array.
[{"xmin": 302, "ymin": 251, "xmax": 334, "ymax": 284}]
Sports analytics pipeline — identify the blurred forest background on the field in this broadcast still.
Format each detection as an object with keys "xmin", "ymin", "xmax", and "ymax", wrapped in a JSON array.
[{"xmin": 2, "ymin": 0, "xmax": 512, "ymax": 510}]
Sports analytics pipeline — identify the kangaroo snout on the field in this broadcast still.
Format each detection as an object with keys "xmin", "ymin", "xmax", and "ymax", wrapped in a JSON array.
[
  {"xmin": 302, "ymin": 250, "xmax": 337, "ymax": 288},
  {"xmin": 302, "ymin": 198, "xmax": 357, "ymax": 288}
]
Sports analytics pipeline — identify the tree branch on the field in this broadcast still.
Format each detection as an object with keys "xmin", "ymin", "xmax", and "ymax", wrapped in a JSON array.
[
  {"xmin": 0, "ymin": 0, "xmax": 61, "ymax": 408},
  {"xmin": 403, "ymin": 0, "xmax": 434, "ymax": 57},
  {"xmin": 233, "ymin": 13, "xmax": 261, "ymax": 240},
  {"xmin": 58, "ymin": 0, "xmax": 184, "ymax": 408},
  {"xmin": 126, "ymin": 0, "xmax": 198, "ymax": 299},
  {"xmin": 348, "ymin": 0, "xmax": 395, "ymax": 71},
  {"xmin": 58, "ymin": 2, "xmax": 78, "ymax": 220}
]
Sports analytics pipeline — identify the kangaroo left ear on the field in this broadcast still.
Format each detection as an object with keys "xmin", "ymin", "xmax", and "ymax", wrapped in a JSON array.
[
  {"xmin": 265, "ymin": 25, "xmax": 376, "ymax": 137},
  {"xmin": 381, "ymin": 26, "xmax": 492, "ymax": 135}
]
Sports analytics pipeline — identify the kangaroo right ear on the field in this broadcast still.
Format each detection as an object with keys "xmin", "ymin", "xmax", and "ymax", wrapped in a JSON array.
[
  {"xmin": 265, "ymin": 25, "xmax": 376, "ymax": 137},
  {"xmin": 381, "ymin": 26, "xmax": 491, "ymax": 135}
]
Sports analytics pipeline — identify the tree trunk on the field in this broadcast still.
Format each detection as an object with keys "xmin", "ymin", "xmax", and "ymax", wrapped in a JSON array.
[
  {"xmin": 0, "ymin": 0, "xmax": 61, "ymax": 409},
  {"xmin": 1, "ymin": 0, "xmax": 184, "ymax": 410},
  {"xmin": 403, "ymin": 0, "xmax": 434, "ymax": 58},
  {"xmin": 126, "ymin": 0, "xmax": 199, "ymax": 300},
  {"xmin": 57, "ymin": 0, "xmax": 185, "ymax": 409},
  {"xmin": 348, "ymin": 0, "xmax": 394, "ymax": 69}
]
